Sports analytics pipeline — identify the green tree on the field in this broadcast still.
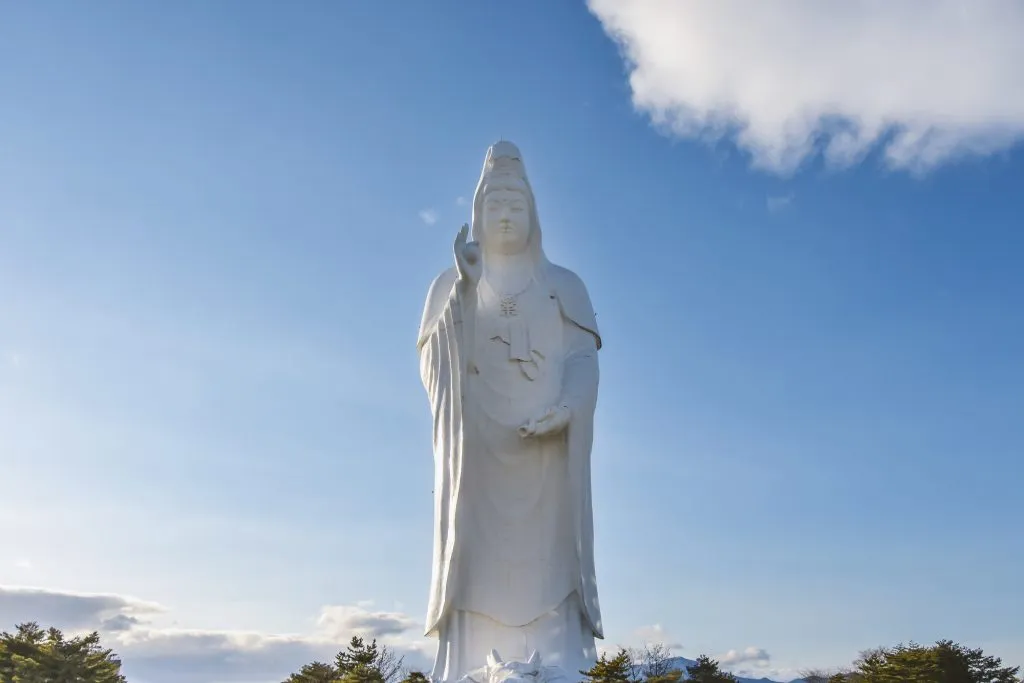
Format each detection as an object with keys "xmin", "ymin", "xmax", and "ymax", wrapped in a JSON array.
[
  {"xmin": 685, "ymin": 654, "xmax": 737, "ymax": 683},
  {"xmin": 645, "ymin": 671, "xmax": 683, "ymax": 683},
  {"xmin": 0, "ymin": 622, "xmax": 127, "ymax": 683},
  {"xmin": 339, "ymin": 663, "xmax": 385, "ymax": 683},
  {"xmin": 284, "ymin": 636, "xmax": 407, "ymax": 683},
  {"xmin": 399, "ymin": 672, "xmax": 430, "ymax": 683},
  {"xmin": 934, "ymin": 639, "xmax": 1021, "ymax": 683},
  {"xmin": 855, "ymin": 641, "xmax": 1021, "ymax": 683},
  {"xmin": 335, "ymin": 636, "xmax": 404, "ymax": 683},
  {"xmin": 800, "ymin": 668, "xmax": 855, "ymax": 683},
  {"xmin": 284, "ymin": 660, "xmax": 340, "ymax": 683},
  {"xmin": 581, "ymin": 648, "xmax": 634, "ymax": 683}
]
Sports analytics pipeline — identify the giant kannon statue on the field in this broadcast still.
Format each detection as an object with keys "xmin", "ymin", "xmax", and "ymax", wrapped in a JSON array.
[{"xmin": 416, "ymin": 142, "xmax": 603, "ymax": 683}]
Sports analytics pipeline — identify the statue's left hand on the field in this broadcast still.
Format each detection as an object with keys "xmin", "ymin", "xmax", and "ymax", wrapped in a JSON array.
[{"xmin": 518, "ymin": 405, "xmax": 571, "ymax": 438}]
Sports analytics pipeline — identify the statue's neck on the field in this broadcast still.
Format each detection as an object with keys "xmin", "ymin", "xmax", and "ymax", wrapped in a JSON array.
[{"xmin": 483, "ymin": 251, "xmax": 535, "ymax": 294}]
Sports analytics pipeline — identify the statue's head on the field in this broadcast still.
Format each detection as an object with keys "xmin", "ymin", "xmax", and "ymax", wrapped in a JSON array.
[
  {"xmin": 480, "ymin": 179, "xmax": 531, "ymax": 255},
  {"xmin": 471, "ymin": 141, "xmax": 546, "ymax": 263}
]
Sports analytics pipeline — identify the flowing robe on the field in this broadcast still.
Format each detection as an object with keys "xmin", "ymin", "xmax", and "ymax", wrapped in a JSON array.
[{"xmin": 417, "ymin": 264, "xmax": 603, "ymax": 682}]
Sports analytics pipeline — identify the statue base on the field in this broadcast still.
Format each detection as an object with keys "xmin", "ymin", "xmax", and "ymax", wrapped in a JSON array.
[{"xmin": 454, "ymin": 649, "xmax": 571, "ymax": 683}]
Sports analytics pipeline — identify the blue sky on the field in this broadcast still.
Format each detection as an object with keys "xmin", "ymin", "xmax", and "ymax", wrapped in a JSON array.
[{"xmin": 2, "ymin": 1, "xmax": 1023, "ymax": 681}]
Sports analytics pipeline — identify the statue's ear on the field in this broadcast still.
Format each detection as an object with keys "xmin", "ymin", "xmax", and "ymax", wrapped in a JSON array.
[
  {"xmin": 487, "ymin": 650, "xmax": 502, "ymax": 667},
  {"xmin": 527, "ymin": 650, "xmax": 541, "ymax": 666}
]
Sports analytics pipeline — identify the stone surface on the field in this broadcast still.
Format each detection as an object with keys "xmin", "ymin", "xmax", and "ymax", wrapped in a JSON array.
[
  {"xmin": 457, "ymin": 650, "xmax": 569, "ymax": 683},
  {"xmin": 417, "ymin": 141, "xmax": 603, "ymax": 682}
]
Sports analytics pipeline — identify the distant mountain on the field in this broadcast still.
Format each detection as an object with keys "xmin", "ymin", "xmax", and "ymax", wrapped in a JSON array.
[{"xmin": 659, "ymin": 656, "xmax": 807, "ymax": 683}]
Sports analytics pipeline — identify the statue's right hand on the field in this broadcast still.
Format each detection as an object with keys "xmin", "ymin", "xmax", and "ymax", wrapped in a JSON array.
[{"xmin": 453, "ymin": 223, "xmax": 482, "ymax": 287}]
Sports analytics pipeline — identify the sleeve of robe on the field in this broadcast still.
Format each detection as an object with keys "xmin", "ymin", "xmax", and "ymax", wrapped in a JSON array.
[
  {"xmin": 560, "ymin": 323, "xmax": 599, "ymax": 418},
  {"xmin": 417, "ymin": 267, "xmax": 471, "ymax": 637},
  {"xmin": 550, "ymin": 267, "xmax": 604, "ymax": 640}
]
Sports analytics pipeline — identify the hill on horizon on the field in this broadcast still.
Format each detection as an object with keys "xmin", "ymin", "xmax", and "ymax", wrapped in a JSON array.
[{"xmin": 659, "ymin": 656, "xmax": 808, "ymax": 683}]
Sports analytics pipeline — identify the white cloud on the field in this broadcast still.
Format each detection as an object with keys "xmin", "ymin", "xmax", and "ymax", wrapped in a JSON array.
[
  {"xmin": 455, "ymin": 196, "xmax": 467, "ymax": 206},
  {"xmin": 0, "ymin": 585, "xmax": 431, "ymax": 683},
  {"xmin": 4, "ymin": 350, "xmax": 23, "ymax": 368},
  {"xmin": 316, "ymin": 604, "xmax": 420, "ymax": 640},
  {"xmin": 631, "ymin": 624, "xmax": 683, "ymax": 652},
  {"xmin": 419, "ymin": 208, "xmax": 439, "ymax": 225},
  {"xmin": 718, "ymin": 646, "xmax": 771, "ymax": 667},
  {"xmin": 0, "ymin": 585, "xmax": 164, "ymax": 632},
  {"xmin": 14, "ymin": 558, "xmax": 32, "ymax": 570},
  {"xmin": 114, "ymin": 628, "xmax": 344, "ymax": 683},
  {"xmin": 587, "ymin": 0, "xmax": 1024, "ymax": 174},
  {"xmin": 766, "ymin": 194, "xmax": 794, "ymax": 213}
]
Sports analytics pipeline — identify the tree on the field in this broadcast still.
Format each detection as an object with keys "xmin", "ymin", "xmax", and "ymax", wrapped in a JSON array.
[
  {"xmin": 284, "ymin": 636, "xmax": 406, "ymax": 683},
  {"xmin": 339, "ymin": 664, "xmax": 385, "ymax": 683},
  {"xmin": 581, "ymin": 648, "xmax": 634, "ymax": 683},
  {"xmin": 399, "ymin": 671, "xmax": 430, "ymax": 683},
  {"xmin": 933, "ymin": 639, "xmax": 1021, "ymax": 683},
  {"xmin": 632, "ymin": 643, "xmax": 681, "ymax": 683},
  {"xmin": 285, "ymin": 660, "xmax": 340, "ymax": 683},
  {"xmin": 800, "ymin": 669, "xmax": 853, "ymax": 683},
  {"xmin": 0, "ymin": 622, "xmax": 127, "ymax": 683},
  {"xmin": 854, "ymin": 641, "xmax": 1021, "ymax": 683},
  {"xmin": 685, "ymin": 654, "xmax": 737, "ymax": 683},
  {"xmin": 335, "ymin": 636, "xmax": 404, "ymax": 683},
  {"xmin": 645, "ymin": 669, "xmax": 683, "ymax": 683}
]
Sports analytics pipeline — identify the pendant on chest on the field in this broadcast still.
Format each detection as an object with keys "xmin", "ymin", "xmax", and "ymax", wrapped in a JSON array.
[
  {"xmin": 499, "ymin": 296, "xmax": 518, "ymax": 318},
  {"xmin": 480, "ymin": 287, "xmax": 561, "ymax": 383}
]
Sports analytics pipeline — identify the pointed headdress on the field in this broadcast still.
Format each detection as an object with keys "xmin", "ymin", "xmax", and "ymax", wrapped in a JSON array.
[{"xmin": 470, "ymin": 140, "xmax": 548, "ymax": 266}]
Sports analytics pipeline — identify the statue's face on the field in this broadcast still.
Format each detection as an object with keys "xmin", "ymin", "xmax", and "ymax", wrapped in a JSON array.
[{"xmin": 481, "ymin": 188, "xmax": 530, "ymax": 255}]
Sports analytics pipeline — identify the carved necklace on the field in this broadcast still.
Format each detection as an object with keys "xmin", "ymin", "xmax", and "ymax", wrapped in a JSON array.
[{"xmin": 482, "ymin": 276, "xmax": 534, "ymax": 318}]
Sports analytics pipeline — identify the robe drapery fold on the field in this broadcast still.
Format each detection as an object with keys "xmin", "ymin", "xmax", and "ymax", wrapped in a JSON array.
[{"xmin": 417, "ymin": 264, "xmax": 603, "ymax": 641}]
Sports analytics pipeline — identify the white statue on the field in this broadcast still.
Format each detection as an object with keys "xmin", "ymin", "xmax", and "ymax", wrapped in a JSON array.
[
  {"xmin": 459, "ymin": 649, "xmax": 568, "ymax": 683},
  {"xmin": 417, "ymin": 141, "xmax": 603, "ymax": 683}
]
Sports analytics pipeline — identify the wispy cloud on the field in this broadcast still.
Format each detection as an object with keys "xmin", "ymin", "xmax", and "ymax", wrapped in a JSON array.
[
  {"xmin": 455, "ymin": 196, "xmax": 467, "ymax": 207},
  {"xmin": 13, "ymin": 558, "xmax": 32, "ymax": 570},
  {"xmin": 631, "ymin": 623, "xmax": 683, "ymax": 652},
  {"xmin": 716, "ymin": 647, "xmax": 786, "ymax": 681},
  {"xmin": 587, "ymin": 0, "xmax": 1024, "ymax": 174},
  {"xmin": 766, "ymin": 194, "xmax": 794, "ymax": 213},
  {"xmin": 419, "ymin": 208, "xmax": 439, "ymax": 225},
  {"xmin": 0, "ymin": 585, "xmax": 164, "ymax": 632},
  {"xmin": 316, "ymin": 604, "xmax": 420, "ymax": 640},
  {"xmin": 0, "ymin": 585, "xmax": 431, "ymax": 683},
  {"xmin": 718, "ymin": 646, "xmax": 771, "ymax": 667}
]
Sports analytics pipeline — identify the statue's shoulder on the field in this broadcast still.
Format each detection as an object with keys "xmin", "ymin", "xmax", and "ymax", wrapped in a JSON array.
[
  {"xmin": 547, "ymin": 264, "xmax": 589, "ymax": 297},
  {"xmin": 546, "ymin": 263, "xmax": 602, "ymax": 349},
  {"xmin": 418, "ymin": 267, "xmax": 458, "ymax": 348},
  {"xmin": 425, "ymin": 267, "xmax": 459, "ymax": 302}
]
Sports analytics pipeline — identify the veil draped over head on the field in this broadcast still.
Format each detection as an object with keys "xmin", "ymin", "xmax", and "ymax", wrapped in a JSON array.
[{"xmin": 470, "ymin": 140, "xmax": 549, "ymax": 271}]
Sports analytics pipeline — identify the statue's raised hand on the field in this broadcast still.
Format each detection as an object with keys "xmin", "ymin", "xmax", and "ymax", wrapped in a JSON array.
[
  {"xmin": 518, "ymin": 405, "xmax": 571, "ymax": 439},
  {"xmin": 454, "ymin": 223, "xmax": 482, "ymax": 288}
]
